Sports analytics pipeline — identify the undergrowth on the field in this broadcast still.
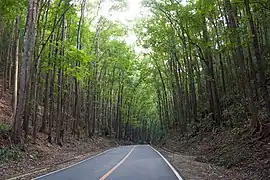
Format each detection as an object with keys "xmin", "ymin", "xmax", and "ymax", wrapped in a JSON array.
[
  {"xmin": 0, "ymin": 148, "xmax": 22, "ymax": 162},
  {"xmin": 0, "ymin": 123, "xmax": 11, "ymax": 135}
]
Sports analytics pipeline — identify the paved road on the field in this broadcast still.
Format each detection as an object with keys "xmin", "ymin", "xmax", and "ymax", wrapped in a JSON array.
[{"xmin": 35, "ymin": 145, "xmax": 183, "ymax": 180}]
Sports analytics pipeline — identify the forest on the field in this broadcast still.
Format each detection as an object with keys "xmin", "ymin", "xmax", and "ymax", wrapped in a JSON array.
[{"xmin": 1, "ymin": 0, "xmax": 270, "ymax": 179}]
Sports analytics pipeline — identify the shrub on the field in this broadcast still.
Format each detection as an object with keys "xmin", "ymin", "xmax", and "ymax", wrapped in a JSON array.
[
  {"xmin": 0, "ymin": 148, "xmax": 22, "ymax": 162},
  {"xmin": 0, "ymin": 123, "xmax": 11, "ymax": 138}
]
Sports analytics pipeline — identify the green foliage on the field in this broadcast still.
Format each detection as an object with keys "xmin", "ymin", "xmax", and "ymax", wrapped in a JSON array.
[
  {"xmin": 0, "ymin": 123, "xmax": 11, "ymax": 136},
  {"xmin": 0, "ymin": 123, "xmax": 10, "ymax": 132},
  {"xmin": 0, "ymin": 148, "xmax": 22, "ymax": 162},
  {"xmin": 136, "ymin": 0, "xmax": 270, "ymax": 140},
  {"xmin": 1, "ymin": 0, "xmax": 174, "ymax": 144},
  {"xmin": 0, "ymin": 0, "xmax": 27, "ymax": 20}
]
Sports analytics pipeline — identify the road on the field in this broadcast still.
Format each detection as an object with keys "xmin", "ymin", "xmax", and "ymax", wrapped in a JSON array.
[{"xmin": 34, "ymin": 145, "xmax": 183, "ymax": 180}]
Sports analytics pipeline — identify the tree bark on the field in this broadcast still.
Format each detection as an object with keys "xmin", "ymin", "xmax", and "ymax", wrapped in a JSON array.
[{"xmin": 12, "ymin": 0, "xmax": 39, "ymax": 144}]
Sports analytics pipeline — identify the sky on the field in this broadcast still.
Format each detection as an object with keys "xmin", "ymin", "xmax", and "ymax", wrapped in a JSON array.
[
  {"xmin": 100, "ymin": 0, "xmax": 187, "ymax": 51},
  {"xmin": 102, "ymin": 0, "xmax": 187, "ymax": 23},
  {"xmin": 101, "ymin": 0, "xmax": 144, "ymax": 24},
  {"xmin": 100, "ymin": 0, "xmax": 145, "ymax": 45}
]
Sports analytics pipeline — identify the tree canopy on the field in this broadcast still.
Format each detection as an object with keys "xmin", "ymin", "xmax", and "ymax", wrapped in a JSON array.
[{"xmin": 0, "ymin": 0, "xmax": 270, "ymax": 145}]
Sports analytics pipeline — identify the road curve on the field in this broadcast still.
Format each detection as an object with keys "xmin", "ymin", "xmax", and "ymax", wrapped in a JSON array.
[{"xmin": 34, "ymin": 145, "xmax": 183, "ymax": 180}]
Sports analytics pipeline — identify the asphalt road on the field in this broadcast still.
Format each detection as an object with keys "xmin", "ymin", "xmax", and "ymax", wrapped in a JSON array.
[{"xmin": 34, "ymin": 145, "xmax": 183, "ymax": 180}]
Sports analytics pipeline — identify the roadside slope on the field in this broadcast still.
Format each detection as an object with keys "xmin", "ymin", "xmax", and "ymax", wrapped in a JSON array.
[
  {"xmin": 162, "ymin": 131, "xmax": 270, "ymax": 180},
  {"xmin": 1, "ymin": 136, "xmax": 117, "ymax": 179}
]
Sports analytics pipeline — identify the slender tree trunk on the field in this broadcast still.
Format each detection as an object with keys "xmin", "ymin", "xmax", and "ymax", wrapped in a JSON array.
[
  {"xmin": 224, "ymin": 0, "xmax": 258, "ymax": 128},
  {"xmin": 202, "ymin": 16, "xmax": 221, "ymax": 127},
  {"xmin": 13, "ymin": 16, "xmax": 20, "ymax": 113}
]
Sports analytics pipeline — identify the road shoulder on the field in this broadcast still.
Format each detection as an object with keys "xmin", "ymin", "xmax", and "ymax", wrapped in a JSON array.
[{"xmin": 158, "ymin": 147, "xmax": 250, "ymax": 180}]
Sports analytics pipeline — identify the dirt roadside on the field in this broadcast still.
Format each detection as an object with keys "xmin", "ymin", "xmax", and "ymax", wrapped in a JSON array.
[
  {"xmin": 159, "ymin": 148, "xmax": 254, "ymax": 180},
  {"xmin": 0, "ymin": 137, "xmax": 118, "ymax": 180}
]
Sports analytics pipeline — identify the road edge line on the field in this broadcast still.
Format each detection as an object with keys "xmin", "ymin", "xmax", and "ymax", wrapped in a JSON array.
[
  {"xmin": 149, "ymin": 145, "xmax": 184, "ymax": 180},
  {"xmin": 7, "ymin": 168, "xmax": 49, "ymax": 180},
  {"xmin": 33, "ymin": 147, "xmax": 118, "ymax": 180}
]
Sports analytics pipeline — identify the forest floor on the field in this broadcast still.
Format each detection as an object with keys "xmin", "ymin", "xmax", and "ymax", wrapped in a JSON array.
[
  {"xmin": 0, "ymin": 84, "xmax": 118, "ymax": 180},
  {"xmin": 162, "ymin": 129, "xmax": 270, "ymax": 180}
]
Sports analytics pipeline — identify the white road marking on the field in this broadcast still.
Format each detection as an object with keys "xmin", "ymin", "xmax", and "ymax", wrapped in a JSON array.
[
  {"xmin": 33, "ymin": 147, "xmax": 118, "ymax": 180},
  {"xmin": 149, "ymin": 145, "xmax": 184, "ymax": 180}
]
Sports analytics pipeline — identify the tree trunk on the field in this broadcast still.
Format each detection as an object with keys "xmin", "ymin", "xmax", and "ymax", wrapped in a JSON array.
[
  {"xmin": 13, "ymin": 16, "xmax": 20, "ymax": 113},
  {"xmin": 12, "ymin": 0, "xmax": 39, "ymax": 144},
  {"xmin": 244, "ymin": 0, "xmax": 270, "ymax": 120}
]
